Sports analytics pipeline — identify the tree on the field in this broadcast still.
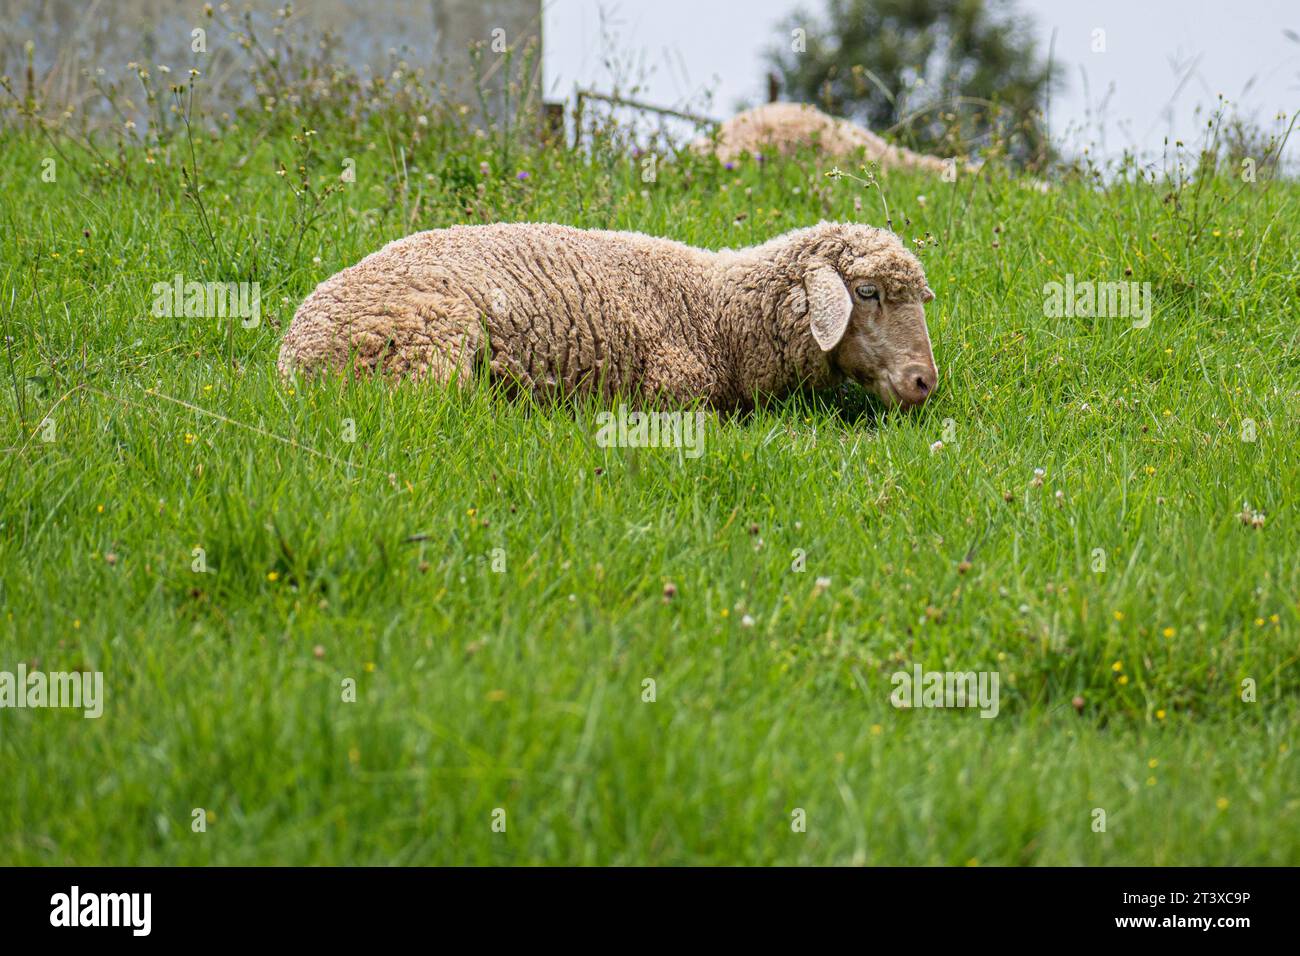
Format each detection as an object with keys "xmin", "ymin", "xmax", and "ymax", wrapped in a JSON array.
[{"xmin": 768, "ymin": 0, "xmax": 1057, "ymax": 167}]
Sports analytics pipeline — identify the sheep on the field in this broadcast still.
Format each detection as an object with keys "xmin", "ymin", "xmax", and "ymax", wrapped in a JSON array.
[
  {"xmin": 696, "ymin": 102, "xmax": 962, "ymax": 176},
  {"xmin": 277, "ymin": 220, "xmax": 938, "ymax": 411}
]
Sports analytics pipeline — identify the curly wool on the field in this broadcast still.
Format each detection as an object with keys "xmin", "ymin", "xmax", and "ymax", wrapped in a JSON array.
[
  {"xmin": 700, "ymin": 102, "xmax": 955, "ymax": 175},
  {"xmin": 277, "ymin": 220, "xmax": 930, "ymax": 409}
]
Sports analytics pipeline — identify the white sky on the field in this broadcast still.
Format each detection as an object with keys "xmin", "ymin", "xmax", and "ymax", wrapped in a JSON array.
[{"xmin": 543, "ymin": 0, "xmax": 1300, "ymax": 161}]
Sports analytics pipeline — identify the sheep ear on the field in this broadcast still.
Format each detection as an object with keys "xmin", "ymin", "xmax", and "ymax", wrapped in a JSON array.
[
  {"xmin": 922, "ymin": 286, "xmax": 935, "ymax": 303},
  {"xmin": 805, "ymin": 266, "xmax": 852, "ymax": 351}
]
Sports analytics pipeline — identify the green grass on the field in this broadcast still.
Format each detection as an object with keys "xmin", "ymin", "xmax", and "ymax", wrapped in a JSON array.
[{"xmin": 0, "ymin": 114, "xmax": 1296, "ymax": 865}]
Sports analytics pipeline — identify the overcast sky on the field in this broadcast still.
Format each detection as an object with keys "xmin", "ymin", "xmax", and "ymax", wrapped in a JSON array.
[{"xmin": 543, "ymin": 0, "xmax": 1300, "ymax": 162}]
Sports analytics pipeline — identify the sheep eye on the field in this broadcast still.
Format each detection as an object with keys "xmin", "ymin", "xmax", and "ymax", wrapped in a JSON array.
[{"xmin": 854, "ymin": 283, "xmax": 879, "ymax": 302}]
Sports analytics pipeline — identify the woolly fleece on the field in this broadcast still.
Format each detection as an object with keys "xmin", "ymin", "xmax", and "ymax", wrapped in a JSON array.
[{"xmin": 701, "ymin": 102, "xmax": 955, "ymax": 174}]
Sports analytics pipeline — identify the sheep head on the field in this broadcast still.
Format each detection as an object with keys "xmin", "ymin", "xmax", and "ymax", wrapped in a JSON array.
[{"xmin": 797, "ymin": 223, "xmax": 937, "ymax": 409}]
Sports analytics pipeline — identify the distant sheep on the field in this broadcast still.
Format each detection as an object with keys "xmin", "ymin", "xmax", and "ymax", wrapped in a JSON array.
[
  {"xmin": 278, "ymin": 221, "xmax": 938, "ymax": 410},
  {"xmin": 698, "ymin": 102, "xmax": 965, "ymax": 176}
]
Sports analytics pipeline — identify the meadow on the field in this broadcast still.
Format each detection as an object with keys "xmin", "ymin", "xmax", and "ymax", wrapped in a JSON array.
[{"xmin": 0, "ymin": 71, "xmax": 1296, "ymax": 864}]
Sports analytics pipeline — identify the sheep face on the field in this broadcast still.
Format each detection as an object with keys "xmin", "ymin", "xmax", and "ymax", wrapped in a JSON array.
[
  {"xmin": 802, "ymin": 230, "xmax": 938, "ymax": 409},
  {"xmin": 831, "ymin": 282, "xmax": 937, "ymax": 408}
]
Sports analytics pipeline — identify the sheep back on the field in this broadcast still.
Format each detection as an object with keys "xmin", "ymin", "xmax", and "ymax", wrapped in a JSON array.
[
  {"xmin": 277, "ymin": 222, "xmax": 720, "ymax": 400},
  {"xmin": 705, "ymin": 102, "xmax": 951, "ymax": 175}
]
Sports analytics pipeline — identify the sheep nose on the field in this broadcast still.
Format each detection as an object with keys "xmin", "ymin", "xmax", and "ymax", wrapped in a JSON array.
[{"xmin": 897, "ymin": 362, "xmax": 936, "ymax": 406}]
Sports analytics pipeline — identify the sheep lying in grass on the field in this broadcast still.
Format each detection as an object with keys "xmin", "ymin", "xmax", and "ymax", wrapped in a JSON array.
[
  {"xmin": 697, "ymin": 102, "xmax": 963, "ymax": 176},
  {"xmin": 278, "ymin": 221, "xmax": 938, "ymax": 410}
]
